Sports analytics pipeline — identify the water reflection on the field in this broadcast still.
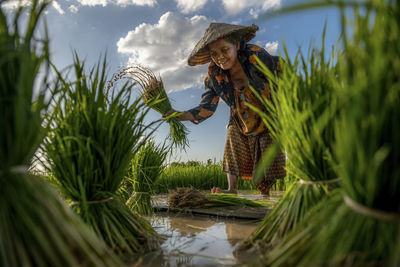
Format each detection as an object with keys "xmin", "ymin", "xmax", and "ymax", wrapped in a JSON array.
[
  {"xmin": 137, "ymin": 213, "xmax": 259, "ymax": 266},
  {"xmin": 168, "ymin": 215, "xmax": 216, "ymax": 236},
  {"xmin": 133, "ymin": 191, "xmax": 285, "ymax": 266}
]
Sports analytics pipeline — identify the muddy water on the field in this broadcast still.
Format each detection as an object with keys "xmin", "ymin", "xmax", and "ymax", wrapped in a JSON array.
[
  {"xmin": 136, "ymin": 191, "xmax": 284, "ymax": 266},
  {"xmin": 140, "ymin": 213, "xmax": 258, "ymax": 266}
]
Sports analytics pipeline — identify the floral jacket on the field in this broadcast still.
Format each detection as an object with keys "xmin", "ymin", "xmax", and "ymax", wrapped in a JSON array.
[{"xmin": 188, "ymin": 44, "xmax": 280, "ymax": 125}]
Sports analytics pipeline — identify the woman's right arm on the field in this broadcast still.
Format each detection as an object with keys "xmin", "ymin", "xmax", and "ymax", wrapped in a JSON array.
[
  {"xmin": 164, "ymin": 74, "xmax": 219, "ymax": 124},
  {"xmin": 163, "ymin": 110, "xmax": 195, "ymax": 121}
]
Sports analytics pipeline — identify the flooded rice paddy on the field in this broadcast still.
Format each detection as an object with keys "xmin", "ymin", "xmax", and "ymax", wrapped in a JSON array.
[{"xmin": 135, "ymin": 191, "xmax": 284, "ymax": 266}]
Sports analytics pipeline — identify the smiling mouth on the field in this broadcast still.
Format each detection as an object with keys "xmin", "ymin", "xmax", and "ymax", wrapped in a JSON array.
[{"xmin": 218, "ymin": 59, "xmax": 228, "ymax": 65}]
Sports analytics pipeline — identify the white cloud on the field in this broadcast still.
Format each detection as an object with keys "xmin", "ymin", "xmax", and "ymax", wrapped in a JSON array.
[
  {"xmin": 117, "ymin": 12, "xmax": 210, "ymax": 92},
  {"xmin": 221, "ymin": 0, "xmax": 281, "ymax": 17},
  {"xmin": 116, "ymin": 0, "xmax": 156, "ymax": 7},
  {"xmin": 249, "ymin": 8, "xmax": 258, "ymax": 19},
  {"xmin": 76, "ymin": 0, "xmax": 156, "ymax": 7},
  {"xmin": 52, "ymin": 1, "xmax": 65, "ymax": 14},
  {"xmin": 76, "ymin": 0, "xmax": 108, "ymax": 6},
  {"xmin": 175, "ymin": 0, "xmax": 208, "ymax": 14},
  {"xmin": 69, "ymin": 4, "xmax": 79, "ymax": 13},
  {"xmin": 1, "ymin": 0, "xmax": 65, "ymax": 14},
  {"xmin": 69, "ymin": 0, "xmax": 156, "ymax": 12},
  {"xmin": 265, "ymin": 41, "xmax": 279, "ymax": 56},
  {"xmin": 1, "ymin": 0, "xmax": 33, "ymax": 10}
]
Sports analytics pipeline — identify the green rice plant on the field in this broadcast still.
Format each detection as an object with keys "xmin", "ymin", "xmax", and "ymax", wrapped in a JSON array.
[
  {"xmin": 125, "ymin": 140, "xmax": 169, "ymax": 215},
  {"xmin": 243, "ymin": 28, "xmax": 341, "ymax": 249},
  {"xmin": 270, "ymin": 175, "xmax": 294, "ymax": 191},
  {"xmin": 168, "ymin": 187, "xmax": 266, "ymax": 208},
  {"xmin": 260, "ymin": 1, "xmax": 400, "ymax": 266},
  {"xmin": 109, "ymin": 65, "xmax": 189, "ymax": 149},
  {"xmin": 0, "ymin": 1, "xmax": 122, "ymax": 266},
  {"xmin": 42, "ymin": 53, "xmax": 161, "ymax": 256},
  {"xmin": 153, "ymin": 163, "xmax": 257, "ymax": 193},
  {"xmin": 270, "ymin": 161, "xmax": 296, "ymax": 191},
  {"xmin": 1, "ymin": 174, "xmax": 124, "ymax": 267},
  {"xmin": 205, "ymin": 193, "xmax": 267, "ymax": 208}
]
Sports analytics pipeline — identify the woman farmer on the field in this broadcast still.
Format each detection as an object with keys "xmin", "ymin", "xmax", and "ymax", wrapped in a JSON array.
[{"xmin": 165, "ymin": 23, "xmax": 286, "ymax": 195}]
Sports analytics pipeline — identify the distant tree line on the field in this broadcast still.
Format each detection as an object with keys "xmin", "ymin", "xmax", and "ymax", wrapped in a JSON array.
[{"xmin": 169, "ymin": 159, "xmax": 220, "ymax": 167}]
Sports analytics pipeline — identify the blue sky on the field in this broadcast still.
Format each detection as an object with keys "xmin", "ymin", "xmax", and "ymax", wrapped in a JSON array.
[{"xmin": 4, "ymin": 0, "xmax": 342, "ymax": 163}]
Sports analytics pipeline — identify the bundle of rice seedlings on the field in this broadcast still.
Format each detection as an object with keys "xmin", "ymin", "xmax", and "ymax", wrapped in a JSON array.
[
  {"xmin": 124, "ymin": 140, "xmax": 169, "ymax": 215},
  {"xmin": 168, "ymin": 187, "xmax": 208, "ymax": 208},
  {"xmin": 0, "ymin": 1, "xmax": 122, "ymax": 266},
  {"xmin": 168, "ymin": 187, "xmax": 265, "ymax": 209},
  {"xmin": 260, "ymin": 1, "xmax": 400, "ymax": 266},
  {"xmin": 2, "ymin": 174, "xmax": 124, "ymax": 267},
  {"xmin": 243, "ymin": 29, "xmax": 340, "ymax": 249},
  {"xmin": 205, "ymin": 193, "xmax": 266, "ymax": 208},
  {"xmin": 109, "ymin": 65, "xmax": 189, "ymax": 149},
  {"xmin": 42, "ymin": 54, "xmax": 161, "ymax": 256}
]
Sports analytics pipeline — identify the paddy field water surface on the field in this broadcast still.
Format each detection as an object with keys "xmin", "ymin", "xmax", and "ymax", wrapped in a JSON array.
[{"xmin": 131, "ymin": 191, "xmax": 284, "ymax": 266}]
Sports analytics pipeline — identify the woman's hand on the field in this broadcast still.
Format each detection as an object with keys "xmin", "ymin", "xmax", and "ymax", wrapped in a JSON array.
[
  {"xmin": 163, "ymin": 109, "xmax": 180, "ymax": 123},
  {"xmin": 163, "ymin": 109, "xmax": 178, "ymax": 119},
  {"xmin": 163, "ymin": 110, "xmax": 196, "ymax": 122}
]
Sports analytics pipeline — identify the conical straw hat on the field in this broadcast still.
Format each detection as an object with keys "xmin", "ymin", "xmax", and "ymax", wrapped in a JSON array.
[{"xmin": 187, "ymin": 23, "xmax": 259, "ymax": 66}]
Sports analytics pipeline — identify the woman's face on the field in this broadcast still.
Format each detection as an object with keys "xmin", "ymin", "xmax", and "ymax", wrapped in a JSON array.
[{"xmin": 208, "ymin": 39, "xmax": 240, "ymax": 70}]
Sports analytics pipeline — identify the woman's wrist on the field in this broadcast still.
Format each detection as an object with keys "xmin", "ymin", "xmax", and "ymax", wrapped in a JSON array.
[{"xmin": 179, "ymin": 111, "xmax": 195, "ymax": 121}]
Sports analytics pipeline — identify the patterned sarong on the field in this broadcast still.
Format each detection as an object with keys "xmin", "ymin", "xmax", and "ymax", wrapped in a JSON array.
[{"xmin": 222, "ymin": 122, "xmax": 286, "ymax": 194}]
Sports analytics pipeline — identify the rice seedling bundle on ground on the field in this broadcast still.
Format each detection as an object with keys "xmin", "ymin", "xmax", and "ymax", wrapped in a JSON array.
[
  {"xmin": 243, "ymin": 30, "xmax": 340, "ymax": 249},
  {"xmin": 124, "ymin": 140, "xmax": 169, "ymax": 215},
  {"xmin": 0, "ymin": 2, "xmax": 122, "ymax": 266},
  {"xmin": 43, "ymin": 54, "xmax": 161, "ymax": 256},
  {"xmin": 109, "ymin": 65, "xmax": 189, "ymax": 149},
  {"xmin": 168, "ymin": 187, "xmax": 266, "ymax": 209},
  {"xmin": 258, "ymin": 1, "xmax": 400, "ymax": 266}
]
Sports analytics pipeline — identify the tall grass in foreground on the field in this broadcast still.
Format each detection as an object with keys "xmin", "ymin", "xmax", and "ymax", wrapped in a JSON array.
[
  {"xmin": 42, "ymin": 54, "xmax": 161, "ymax": 256},
  {"xmin": 244, "ymin": 30, "xmax": 340, "ymax": 249},
  {"xmin": 261, "ymin": 1, "xmax": 400, "ymax": 266},
  {"xmin": 0, "ymin": 1, "xmax": 122, "ymax": 266},
  {"xmin": 124, "ymin": 140, "xmax": 169, "ymax": 215},
  {"xmin": 153, "ymin": 164, "xmax": 257, "ymax": 193}
]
